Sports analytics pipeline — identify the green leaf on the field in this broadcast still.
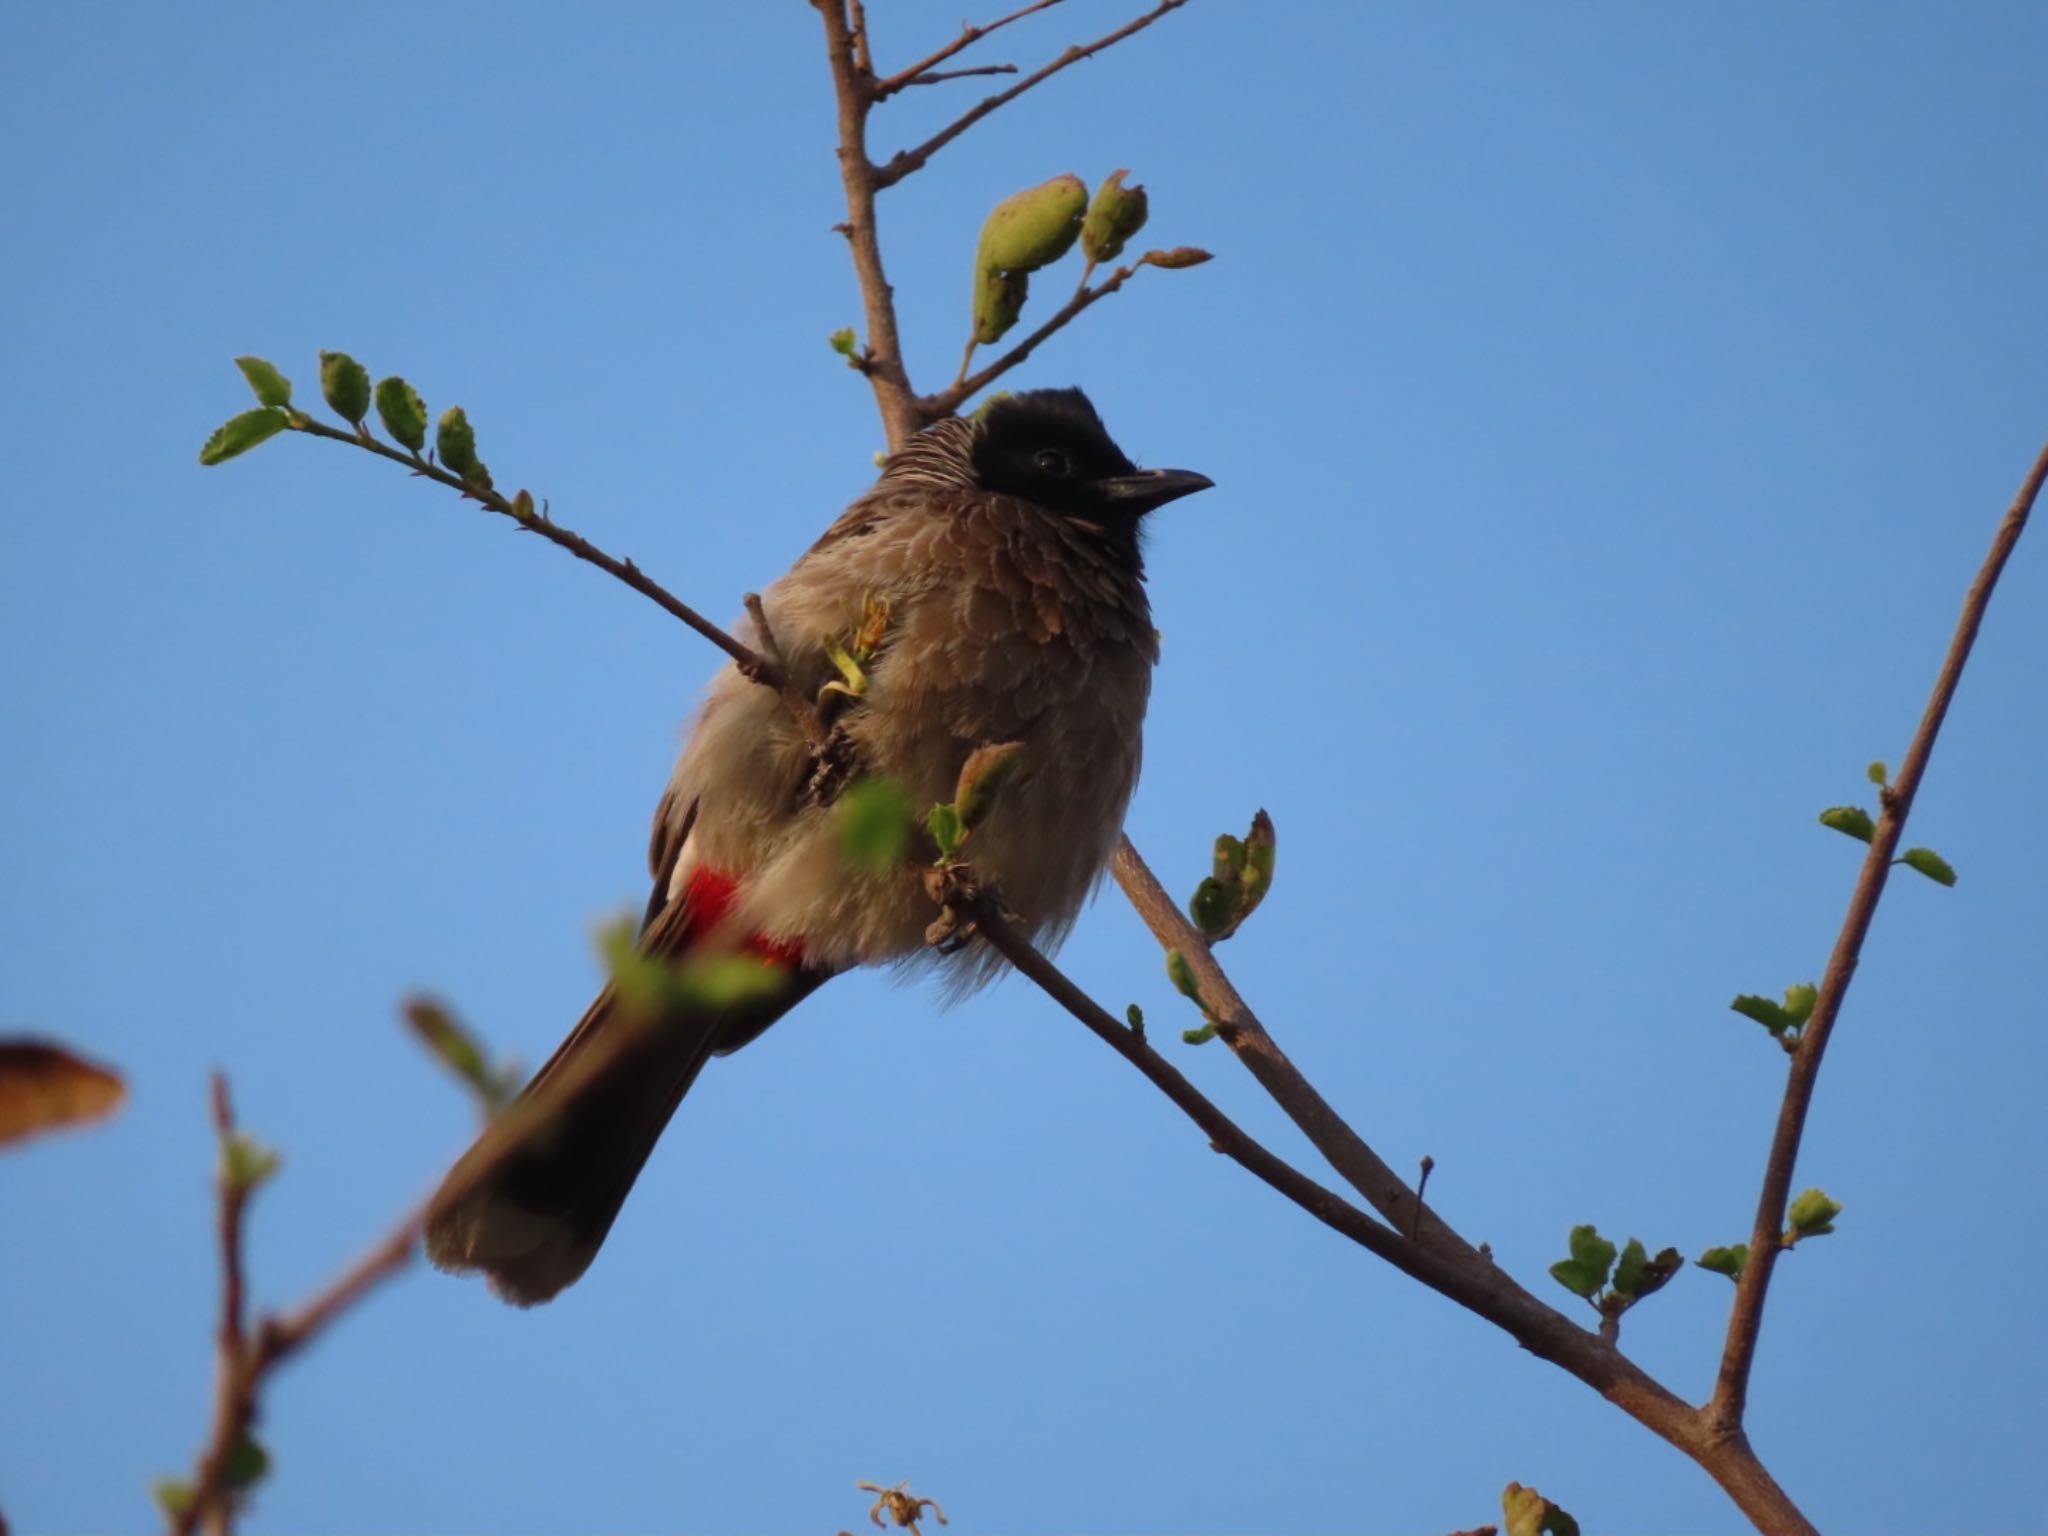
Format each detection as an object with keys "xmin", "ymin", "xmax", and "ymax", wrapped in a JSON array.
[
  {"xmin": 1548, "ymin": 1258, "xmax": 1603, "ymax": 1299},
  {"xmin": 1565, "ymin": 1224, "xmax": 1617, "ymax": 1291},
  {"xmin": 1780, "ymin": 983, "xmax": 1818, "ymax": 1025},
  {"xmin": 1502, "ymin": 1482, "xmax": 1579, "ymax": 1536},
  {"xmin": 234, "ymin": 355, "xmax": 292, "ymax": 408},
  {"xmin": 1867, "ymin": 760, "xmax": 1889, "ymax": 787},
  {"xmin": 318, "ymin": 350, "xmax": 371, "ymax": 425},
  {"xmin": 1612, "ymin": 1240, "xmax": 1682, "ymax": 1300},
  {"xmin": 1165, "ymin": 947, "xmax": 1202, "ymax": 1003},
  {"xmin": 1181, "ymin": 1021, "xmax": 1218, "ymax": 1045},
  {"xmin": 1731, "ymin": 994, "xmax": 1794, "ymax": 1036},
  {"xmin": 401, "ymin": 996, "xmax": 516, "ymax": 1115},
  {"xmin": 199, "ymin": 407, "xmax": 289, "ymax": 466},
  {"xmin": 1786, "ymin": 1186, "xmax": 1843, "ymax": 1238},
  {"xmin": 1696, "ymin": 1244, "xmax": 1748, "ymax": 1280},
  {"xmin": 1819, "ymin": 805, "xmax": 1876, "ymax": 843},
  {"xmin": 828, "ymin": 327, "xmax": 857, "ymax": 357},
  {"xmin": 599, "ymin": 918, "xmax": 789, "ymax": 1021},
  {"xmin": 222, "ymin": 1433, "xmax": 271, "ymax": 1491},
  {"xmin": 1898, "ymin": 847, "xmax": 1957, "ymax": 887},
  {"xmin": 220, "ymin": 1132, "xmax": 280, "ymax": 1192},
  {"xmin": 926, "ymin": 801, "xmax": 966, "ymax": 861},
  {"xmin": 152, "ymin": 1478, "xmax": 196, "ymax": 1519},
  {"xmin": 436, "ymin": 406, "xmax": 489, "ymax": 487},
  {"xmin": 374, "ymin": 375, "xmax": 428, "ymax": 451},
  {"xmin": 837, "ymin": 777, "xmax": 914, "ymax": 873}
]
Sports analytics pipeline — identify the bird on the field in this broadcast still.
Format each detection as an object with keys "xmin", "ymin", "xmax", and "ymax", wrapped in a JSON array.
[{"xmin": 423, "ymin": 387, "xmax": 1212, "ymax": 1304}]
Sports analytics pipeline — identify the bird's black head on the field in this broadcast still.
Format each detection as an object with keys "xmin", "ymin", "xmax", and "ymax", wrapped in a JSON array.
[{"xmin": 970, "ymin": 388, "xmax": 1213, "ymax": 554}]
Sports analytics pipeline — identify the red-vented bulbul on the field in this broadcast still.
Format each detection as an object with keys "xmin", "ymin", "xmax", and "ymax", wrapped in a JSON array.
[{"xmin": 425, "ymin": 388, "xmax": 1211, "ymax": 1304}]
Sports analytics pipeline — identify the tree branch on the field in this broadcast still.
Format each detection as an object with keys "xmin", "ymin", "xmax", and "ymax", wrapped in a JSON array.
[
  {"xmin": 283, "ymin": 417, "xmax": 833, "ymax": 754},
  {"xmin": 872, "ymin": 0, "xmax": 1066, "ymax": 100},
  {"xmin": 814, "ymin": 0, "xmax": 924, "ymax": 450},
  {"xmin": 1708, "ymin": 436, "xmax": 2048, "ymax": 1430},
  {"xmin": 871, "ymin": 0, "xmax": 1192, "ymax": 190},
  {"xmin": 924, "ymin": 257, "xmax": 1165, "ymax": 417},
  {"xmin": 947, "ymin": 884, "xmax": 1818, "ymax": 1536}
]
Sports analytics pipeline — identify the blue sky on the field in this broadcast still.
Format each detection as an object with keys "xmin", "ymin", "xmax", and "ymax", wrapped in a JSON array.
[{"xmin": 4, "ymin": 3, "xmax": 2045, "ymax": 1532}]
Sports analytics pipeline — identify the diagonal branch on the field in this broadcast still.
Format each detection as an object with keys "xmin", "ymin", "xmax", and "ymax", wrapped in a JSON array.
[
  {"xmin": 283, "ymin": 417, "xmax": 832, "ymax": 754},
  {"xmin": 925, "ymin": 257, "xmax": 1156, "ymax": 417},
  {"xmin": 953, "ymin": 885, "xmax": 1816, "ymax": 1536},
  {"xmin": 1708, "ymin": 436, "xmax": 2048, "ymax": 1430},
  {"xmin": 872, "ymin": 0, "xmax": 1066, "ymax": 100},
  {"xmin": 871, "ymin": 0, "xmax": 1192, "ymax": 190}
]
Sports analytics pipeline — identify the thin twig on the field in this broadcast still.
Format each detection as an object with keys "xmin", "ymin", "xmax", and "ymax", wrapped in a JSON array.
[
  {"xmin": 872, "ymin": 0, "xmax": 1067, "ymax": 99},
  {"xmin": 897, "ymin": 63, "xmax": 1020, "ymax": 88},
  {"xmin": 284, "ymin": 418, "xmax": 834, "ymax": 754},
  {"xmin": 947, "ymin": 886, "xmax": 1814, "ymax": 1531},
  {"xmin": 925, "ymin": 260, "xmax": 1150, "ymax": 417},
  {"xmin": 1708, "ymin": 437, "xmax": 2048, "ymax": 1431},
  {"xmin": 1110, "ymin": 839, "xmax": 1476, "ymax": 1258},
  {"xmin": 872, "ymin": 0, "xmax": 1192, "ymax": 190}
]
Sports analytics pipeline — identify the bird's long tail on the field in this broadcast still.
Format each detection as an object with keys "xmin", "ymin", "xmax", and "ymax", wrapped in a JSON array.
[{"xmin": 424, "ymin": 868, "xmax": 826, "ymax": 1306}]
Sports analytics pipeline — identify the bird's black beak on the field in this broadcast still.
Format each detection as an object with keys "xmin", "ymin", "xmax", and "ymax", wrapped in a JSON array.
[{"xmin": 1099, "ymin": 467, "xmax": 1215, "ymax": 514}]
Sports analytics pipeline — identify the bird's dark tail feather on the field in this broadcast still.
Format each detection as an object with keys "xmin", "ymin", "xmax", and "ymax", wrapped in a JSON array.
[{"xmin": 424, "ymin": 893, "xmax": 825, "ymax": 1306}]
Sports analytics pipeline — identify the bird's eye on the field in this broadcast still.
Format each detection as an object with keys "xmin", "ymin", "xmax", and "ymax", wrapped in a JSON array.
[{"xmin": 1033, "ymin": 448, "xmax": 1073, "ymax": 477}]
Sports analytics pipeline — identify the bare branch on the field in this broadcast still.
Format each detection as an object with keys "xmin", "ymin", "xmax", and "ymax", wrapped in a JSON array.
[
  {"xmin": 873, "ymin": 0, "xmax": 1066, "ymax": 100},
  {"xmin": 283, "ymin": 417, "xmax": 834, "ymax": 755},
  {"xmin": 942, "ymin": 880, "xmax": 1816, "ymax": 1535},
  {"xmin": 1709, "ymin": 436, "xmax": 2048, "ymax": 1430},
  {"xmin": 872, "ymin": 0, "xmax": 1193, "ymax": 191},
  {"xmin": 1110, "ymin": 839, "xmax": 1475, "ymax": 1258},
  {"xmin": 814, "ymin": 0, "xmax": 924, "ymax": 449},
  {"xmin": 898, "ymin": 63, "xmax": 1020, "ymax": 88}
]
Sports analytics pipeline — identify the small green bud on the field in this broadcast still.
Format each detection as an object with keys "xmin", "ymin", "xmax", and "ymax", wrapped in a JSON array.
[
  {"xmin": 1238, "ymin": 809, "xmax": 1276, "ymax": 915},
  {"xmin": 436, "ymin": 406, "xmax": 490, "ymax": 487},
  {"xmin": 1780, "ymin": 982, "xmax": 1818, "ymax": 1025},
  {"xmin": 374, "ymin": 376, "xmax": 428, "ymax": 452},
  {"xmin": 1189, "ymin": 875, "xmax": 1235, "ymax": 937},
  {"xmin": 1125, "ymin": 1003, "xmax": 1144, "ymax": 1035},
  {"xmin": 234, "ymin": 356, "xmax": 292, "ymax": 408},
  {"xmin": 1080, "ymin": 168, "xmax": 1149, "ymax": 264},
  {"xmin": 1786, "ymin": 1187, "xmax": 1843, "ymax": 1238},
  {"xmin": 1139, "ymin": 245, "xmax": 1213, "ymax": 270},
  {"xmin": 1165, "ymin": 947, "xmax": 1201, "ymax": 1003},
  {"xmin": 318, "ymin": 350, "xmax": 372, "ymax": 425},
  {"xmin": 222, "ymin": 1433, "xmax": 271, "ymax": 1491},
  {"xmin": 971, "ymin": 266, "xmax": 1029, "ymax": 345},
  {"xmin": 975, "ymin": 173, "xmax": 1087, "ymax": 273},
  {"xmin": 1181, "ymin": 1021, "xmax": 1218, "ymax": 1045},
  {"xmin": 220, "ymin": 1132, "xmax": 280, "ymax": 1192},
  {"xmin": 1696, "ymin": 1244, "xmax": 1748, "ymax": 1280},
  {"xmin": 199, "ymin": 408, "xmax": 289, "ymax": 466},
  {"xmin": 152, "ymin": 1479, "xmax": 197, "ymax": 1519},
  {"xmin": 828, "ymin": 327, "xmax": 857, "ymax": 357},
  {"xmin": 1866, "ymin": 760, "xmax": 1889, "ymax": 786},
  {"xmin": 954, "ymin": 741, "xmax": 1026, "ymax": 829},
  {"xmin": 927, "ymin": 801, "xmax": 966, "ymax": 861}
]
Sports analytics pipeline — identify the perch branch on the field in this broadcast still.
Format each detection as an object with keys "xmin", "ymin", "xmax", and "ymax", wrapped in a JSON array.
[
  {"xmin": 1708, "ymin": 436, "xmax": 2048, "ymax": 1430},
  {"xmin": 872, "ymin": 0, "xmax": 1067, "ymax": 99}
]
